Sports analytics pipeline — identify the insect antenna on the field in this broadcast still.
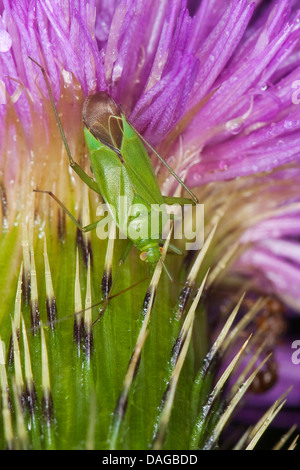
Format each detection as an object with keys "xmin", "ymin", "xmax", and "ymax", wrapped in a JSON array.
[
  {"xmin": 161, "ymin": 259, "xmax": 173, "ymax": 283},
  {"xmin": 28, "ymin": 56, "xmax": 74, "ymax": 167}
]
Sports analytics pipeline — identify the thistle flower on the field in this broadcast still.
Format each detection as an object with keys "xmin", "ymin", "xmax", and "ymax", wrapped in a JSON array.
[{"xmin": 0, "ymin": 0, "xmax": 299, "ymax": 450}]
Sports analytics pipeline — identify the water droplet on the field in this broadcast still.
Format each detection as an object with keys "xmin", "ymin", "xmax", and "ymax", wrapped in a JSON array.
[
  {"xmin": 219, "ymin": 161, "xmax": 228, "ymax": 171},
  {"xmin": 0, "ymin": 30, "xmax": 12, "ymax": 52},
  {"xmin": 261, "ymin": 84, "xmax": 268, "ymax": 91},
  {"xmin": 226, "ymin": 119, "xmax": 242, "ymax": 135}
]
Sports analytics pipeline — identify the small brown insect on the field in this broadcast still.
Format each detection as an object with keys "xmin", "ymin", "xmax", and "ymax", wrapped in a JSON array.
[
  {"xmin": 249, "ymin": 353, "xmax": 278, "ymax": 394},
  {"xmin": 255, "ymin": 297, "xmax": 286, "ymax": 348},
  {"xmin": 249, "ymin": 297, "xmax": 286, "ymax": 394}
]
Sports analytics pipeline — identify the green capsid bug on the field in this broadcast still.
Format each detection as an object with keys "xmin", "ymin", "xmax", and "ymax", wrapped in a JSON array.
[
  {"xmin": 82, "ymin": 91, "xmax": 197, "ymax": 265},
  {"xmin": 29, "ymin": 57, "xmax": 197, "ymax": 266}
]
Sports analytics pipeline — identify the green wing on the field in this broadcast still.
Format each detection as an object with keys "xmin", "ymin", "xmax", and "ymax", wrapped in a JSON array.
[
  {"xmin": 84, "ymin": 124, "xmax": 165, "ymax": 239},
  {"xmin": 120, "ymin": 117, "xmax": 164, "ymax": 206}
]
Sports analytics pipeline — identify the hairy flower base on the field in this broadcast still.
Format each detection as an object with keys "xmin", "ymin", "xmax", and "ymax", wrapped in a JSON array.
[{"xmin": 0, "ymin": 190, "xmax": 297, "ymax": 450}]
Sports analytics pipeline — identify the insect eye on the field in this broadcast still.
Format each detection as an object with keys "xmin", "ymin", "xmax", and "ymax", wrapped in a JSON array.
[{"xmin": 140, "ymin": 252, "xmax": 148, "ymax": 262}]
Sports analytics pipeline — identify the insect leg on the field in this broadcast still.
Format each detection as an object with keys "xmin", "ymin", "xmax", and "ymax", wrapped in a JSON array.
[
  {"xmin": 167, "ymin": 243, "xmax": 183, "ymax": 255},
  {"xmin": 33, "ymin": 189, "xmax": 108, "ymax": 232},
  {"xmin": 69, "ymin": 162, "xmax": 101, "ymax": 194},
  {"xmin": 29, "ymin": 56, "xmax": 101, "ymax": 195},
  {"xmin": 162, "ymin": 196, "xmax": 195, "ymax": 206},
  {"xmin": 129, "ymin": 125, "xmax": 198, "ymax": 204},
  {"xmin": 120, "ymin": 239, "xmax": 133, "ymax": 260}
]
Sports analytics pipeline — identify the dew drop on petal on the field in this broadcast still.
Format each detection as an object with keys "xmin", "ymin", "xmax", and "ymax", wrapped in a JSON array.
[
  {"xmin": 219, "ymin": 161, "xmax": 228, "ymax": 171},
  {"xmin": 38, "ymin": 230, "xmax": 44, "ymax": 239},
  {"xmin": 226, "ymin": 119, "xmax": 242, "ymax": 135},
  {"xmin": 0, "ymin": 30, "xmax": 12, "ymax": 52}
]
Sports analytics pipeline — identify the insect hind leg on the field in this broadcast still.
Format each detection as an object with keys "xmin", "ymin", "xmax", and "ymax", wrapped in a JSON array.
[
  {"xmin": 29, "ymin": 56, "xmax": 101, "ymax": 195},
  {"xmin": 33, "ymin": 189, "xmax": 105, "ymax": 232}
]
